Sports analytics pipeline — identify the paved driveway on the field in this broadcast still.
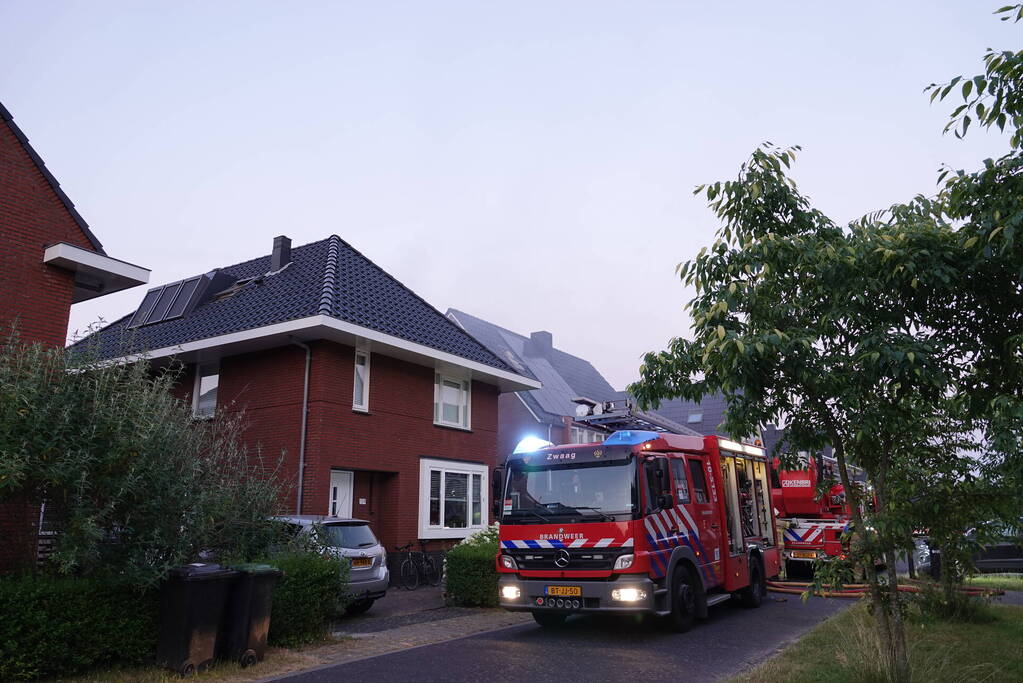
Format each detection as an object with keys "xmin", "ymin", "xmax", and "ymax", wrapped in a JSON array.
[{"xmin": 277, "ymin": 593, "xmax": 849, "ymax": 682}]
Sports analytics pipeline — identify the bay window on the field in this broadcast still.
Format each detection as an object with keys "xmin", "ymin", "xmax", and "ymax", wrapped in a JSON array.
[{"xmin": 419, "ymin": 458, "xmax": 487, "ymax": 539}]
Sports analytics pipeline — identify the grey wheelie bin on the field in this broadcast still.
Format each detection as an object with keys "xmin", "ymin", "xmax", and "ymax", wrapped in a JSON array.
[
  {"xmin": 218, "ymin": 563, "xmax": 283, "ymax": 667},
  {"xmin": 156, "ymin": 563, "xmax": 239, "ymax": 676}
]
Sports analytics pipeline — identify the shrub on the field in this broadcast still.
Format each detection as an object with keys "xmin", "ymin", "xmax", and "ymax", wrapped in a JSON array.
[
  {"xmin": 445, "ymin": 524, "xmax": 499, "ymax": 607},
  {"xmin": 0, "ymin": 574, "xmax": 157, "ymax": 680},
  {"xmin": 0, "ymin": 331, "xmax": 289, "ymax": 585},
  {"xmin": 909, "ymin": 579, "xmax": 994, "ymax": 623},
  {"xmin": 262, "ymin": 551, "xmax": 348, "ymax": 647}
]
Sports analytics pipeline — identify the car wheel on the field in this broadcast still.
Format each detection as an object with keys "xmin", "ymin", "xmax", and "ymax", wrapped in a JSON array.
[
  {"xmin": 666, "ymin": 566, "xmax": 698, "ymax": 632},
  {"xmin": 740, "ymin": 559, "xmax": 765, "ymax": 608}
]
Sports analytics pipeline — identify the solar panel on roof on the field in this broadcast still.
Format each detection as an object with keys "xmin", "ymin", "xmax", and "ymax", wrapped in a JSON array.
[
  {"xmin": 126, "ymin": 289, "xmax": 161, "ymax": 328},
  {"xmin": 127, "ymin": 272, "xmax": 227, "ymax": 328},
  {"xmin": 167, "ymin": 277, "xmax": 200, "ymax": 318}
]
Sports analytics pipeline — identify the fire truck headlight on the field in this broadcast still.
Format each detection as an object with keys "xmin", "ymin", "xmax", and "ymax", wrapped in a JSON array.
[
  {"xmin": 613, "ymin": 554, "xmax": 634, "ymax": 570},
  {"xmin": 611, "ymin": 587, "xmax": 647, "ymax": 602},
  {"xmin": 501, "ymin": 585, "xmax": 521, "ymax": 600},
  {"xmin": 499, "ymin": 554, "xmax": 518, "ymax": 570}
]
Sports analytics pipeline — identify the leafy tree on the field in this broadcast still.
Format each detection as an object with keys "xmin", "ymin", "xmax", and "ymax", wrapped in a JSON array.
[
  {"xmin": 0, "ymin": 330, "xmax": 289, "ymax": 584},
  {"xmin": 631, "ymin": 9, "xmax": 1023, "ymax": 680}
]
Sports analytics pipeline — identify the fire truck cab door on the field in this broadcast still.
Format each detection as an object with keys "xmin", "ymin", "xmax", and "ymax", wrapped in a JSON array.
[{"xmin": 678, "ymin": 455, "xmax": 721, "ymax": 587}]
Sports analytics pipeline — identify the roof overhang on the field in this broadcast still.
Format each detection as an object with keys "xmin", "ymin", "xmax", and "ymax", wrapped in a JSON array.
[
  {"xmin": 43, "ymin": 242, "xmax": 150, "ymax": 303},
  {"xmin": 105, "ymin": 314, "xmax": 542, "ymax": 393}
]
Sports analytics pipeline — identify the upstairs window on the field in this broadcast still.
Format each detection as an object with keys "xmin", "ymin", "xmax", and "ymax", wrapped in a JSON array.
[
  {"xmin": 687, "ymin": 412, "xmax": 704, "ymax": 424},
  {"xmin": 353, "ymin": 351, "xmax": 370, "ymax": 412},
  {"xmin": 193, "ymin": 363, "xmax": 219, "ymax": 418},
  {"xmin": 434, "ymin": 374, "xmax": 470, "ymax": 429}
]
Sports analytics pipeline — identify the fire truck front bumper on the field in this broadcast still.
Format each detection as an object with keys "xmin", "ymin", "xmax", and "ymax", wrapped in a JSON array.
[{"xmin": 498, "ymin": 575, "xmax": 657, "ymax": 614}]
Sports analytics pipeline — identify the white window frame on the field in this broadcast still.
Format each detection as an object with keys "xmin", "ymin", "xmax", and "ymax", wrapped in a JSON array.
[
  {"xmin": 418, "ymin": 458, "xmax": 488, "ymax": 539},
  {"xmin": 192, "ymin": 362, "xmax": 220, "ymax": 418},
  {"xmin": 353, "ymin": 350, "xmax": 370, "ymax": 412},
  {"xmin": 434, "ymin": 373, "xmax": 471, "ymax": 430}
]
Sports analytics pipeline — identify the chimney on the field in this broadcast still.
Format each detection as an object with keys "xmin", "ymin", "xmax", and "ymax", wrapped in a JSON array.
[
  {"xmin": 271, "ymin": 235, "xmax": 292, "ymax": 271},
  {"xmin": 527, "ymin": 330, "xmax": 553, "ymax": 357}
]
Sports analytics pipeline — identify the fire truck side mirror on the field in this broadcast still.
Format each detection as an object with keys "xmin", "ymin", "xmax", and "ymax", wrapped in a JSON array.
[{"xmin": 658, "ymin": 493, "xmax": 675, "ymax": 509}]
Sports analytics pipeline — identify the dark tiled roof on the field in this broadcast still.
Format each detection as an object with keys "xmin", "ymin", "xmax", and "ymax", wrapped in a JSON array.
[
  {"xmin": 446, "ymin": 309, "xmax": 617, "ymax": 422},
  {"xmin": 615, "ymin": 390, "xmax": 734, "ymax": 438},
  {"xmin": 76, "ymin": 236, "xmax": 514, "ymax": 372},
  {"xmin": 0, "ymin": 100, "xmax": 106, "ymax": 254}
]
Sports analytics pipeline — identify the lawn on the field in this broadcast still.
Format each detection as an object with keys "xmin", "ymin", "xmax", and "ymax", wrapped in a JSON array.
[
  {"xmin": 966, "ymin": 573, "xmax": 1023, "ymax": 593},
  {"xmin": 733, "ymin": 601, "xmax": 1023, "ymax": 682}
]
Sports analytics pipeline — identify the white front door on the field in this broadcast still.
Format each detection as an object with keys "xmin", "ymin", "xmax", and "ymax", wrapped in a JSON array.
[{"xmin": 328, "ymin": 470, "xmax": 354, "ymax": 517}]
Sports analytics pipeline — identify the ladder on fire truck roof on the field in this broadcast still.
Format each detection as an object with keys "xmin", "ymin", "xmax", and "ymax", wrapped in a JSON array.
[{"xmin": 571, "ymin": 397, "xmax": 703, "ymax": 437}]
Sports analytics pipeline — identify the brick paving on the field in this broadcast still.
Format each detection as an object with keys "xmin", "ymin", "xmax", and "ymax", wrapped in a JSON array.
[{"xmin": 257, "ymin": 586, "xmax": 531, "ymax": 680}]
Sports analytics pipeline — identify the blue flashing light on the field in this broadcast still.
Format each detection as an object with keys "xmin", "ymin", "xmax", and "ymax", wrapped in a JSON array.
[
  {"xmin": 604, "ymin": 430, "xmax": 661, "ymax": 447},
  {"xmin": 513, "ymin": 436, "xmax": 554, "ymax": 454}
]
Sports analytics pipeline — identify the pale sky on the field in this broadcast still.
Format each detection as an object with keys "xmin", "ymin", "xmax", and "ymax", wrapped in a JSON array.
[{"xmin": 1, "ymin": 1, "xmax": 1013, "ymax": 389}]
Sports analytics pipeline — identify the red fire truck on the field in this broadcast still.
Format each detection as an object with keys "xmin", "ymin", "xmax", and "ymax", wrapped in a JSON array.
[
  {"xmin": 495, "ymin": 428, "xmax": 781, "ymax": 631},
  {"xmin": 770, "ymin": 452, "xmax": 864, "ymax": 574}
]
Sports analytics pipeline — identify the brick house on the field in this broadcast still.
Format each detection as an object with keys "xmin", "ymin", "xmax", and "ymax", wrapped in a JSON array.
[
  {"xmin": 78, "ymin": 235, "xmax": 539, "ymax": 554},
  {"xmin": 0, "ymin": 100, "xmax": 150, "ymax": 571}
]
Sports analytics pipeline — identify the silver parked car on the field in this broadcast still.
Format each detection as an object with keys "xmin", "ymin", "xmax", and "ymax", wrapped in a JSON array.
[{"xmin": 273, "ymin": 515, "xmax": 389, "ymax": 615}]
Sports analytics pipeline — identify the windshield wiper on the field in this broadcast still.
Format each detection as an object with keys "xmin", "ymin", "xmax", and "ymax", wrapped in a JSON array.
[
  {"xmin": 507, "ymin": 509, "xmax": 552, "ymax": 523},
  {"xmin": 540, "ymin": 502, "xmax": 613, "ymax": 522},
  {"xmin": 572, "ymin": 506, "xmax": 614, "ymax": 521}
]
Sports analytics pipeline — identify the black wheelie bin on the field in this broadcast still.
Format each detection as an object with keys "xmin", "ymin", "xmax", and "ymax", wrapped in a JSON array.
[
  {"xmin": 219, "ymin": 563, "xmax": 283, "ymax": 667},
  {"xmin": 156, "ymin": 563, "xmax": 239, "ymax": 676}
]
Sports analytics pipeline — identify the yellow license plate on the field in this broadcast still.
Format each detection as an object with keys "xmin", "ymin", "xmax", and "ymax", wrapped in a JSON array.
[
  {"xmin": 545, "ymin": 586, "xmax": 581, "ymax": 597},
  {"xmin": 790, "ymin": 550, "xmax": 817, "ymax": 559},
  {"xmin": 352, "ymin": 557, "xmax": 373, "ymax": 567}
]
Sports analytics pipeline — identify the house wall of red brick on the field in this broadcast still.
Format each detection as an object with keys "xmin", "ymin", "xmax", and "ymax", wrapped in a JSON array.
[
  {"xmin": 0, "ymin": 120, "xmax": 95, "ymax": 347},
  {"xmin": 175, "ymin": 339, "xmax": 501, "ymax": 555},
  {"xmin": 0, "ymin": 118, "xmax": 104, "ymax": 573}
]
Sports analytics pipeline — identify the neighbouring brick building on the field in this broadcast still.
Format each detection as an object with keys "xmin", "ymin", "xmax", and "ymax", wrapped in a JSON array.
[
  {"xmin": 0, "ymin": 100, "xmax": 150, "ymax": 571},
  {"xmin": 78, "ymin": 235, "xmax": 539, "ymax": 555}
]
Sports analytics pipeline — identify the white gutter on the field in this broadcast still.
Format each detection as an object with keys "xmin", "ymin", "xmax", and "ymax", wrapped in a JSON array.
[{"xmin": 104, "ymin": 314, "xmax": 541, "ymax": 393}]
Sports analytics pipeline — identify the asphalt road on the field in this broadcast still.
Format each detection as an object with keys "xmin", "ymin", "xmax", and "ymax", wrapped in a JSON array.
[{"xmin": 279, "ymin": 594, "xmax": 849, "ymax": 683}]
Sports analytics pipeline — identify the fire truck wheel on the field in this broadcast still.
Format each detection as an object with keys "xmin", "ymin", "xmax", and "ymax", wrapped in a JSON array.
[
  {"xmin": 740, "ymin": 558, "xmax": 766, "ymax": 608},
  {"xmin": 532, "ymin": 611, "xmax": 568, "ymax": 628},
  {"xmin": 666, "ymin": 566, "xmax": 698, "ymax": 632}
]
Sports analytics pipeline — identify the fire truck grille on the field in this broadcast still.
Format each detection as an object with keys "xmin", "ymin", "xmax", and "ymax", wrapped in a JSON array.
[{"xmin": 508, "ymin": 548, "xmax": 628, "ymax": 571}]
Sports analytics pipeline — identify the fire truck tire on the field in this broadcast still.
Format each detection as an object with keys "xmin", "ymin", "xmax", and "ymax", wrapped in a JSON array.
[
  {"xmin": 532, "ymin": 611, "xmax": 568, "ymax": 628},
  {"xmin": 666, "ymin": 566, "xmax": 699, "ymax": 632},
  {"xmin": 740, "ymin": 558, "xmax": 766, "ymax": 608}
]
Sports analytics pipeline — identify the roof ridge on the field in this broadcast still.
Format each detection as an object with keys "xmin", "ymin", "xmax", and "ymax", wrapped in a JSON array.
[
  {"xmin": 318, "ymin": 235, "xmax": 341, "ymax": 315},
  {"xmin": 329, "ymin": 237, "xmax": 513, "ymax": 372}
]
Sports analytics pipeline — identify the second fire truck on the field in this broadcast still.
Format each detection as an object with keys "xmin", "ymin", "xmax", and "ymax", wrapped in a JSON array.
[
  {"xmin": 769, "ymin": 449, "xmax": 867, "ymax": 574},
  {"xmin": 496, "ymin": 427, "xmax": 781, "ymax": 631}
]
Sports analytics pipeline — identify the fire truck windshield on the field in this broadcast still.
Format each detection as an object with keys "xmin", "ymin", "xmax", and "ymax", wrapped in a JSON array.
[{"xmin": 503, "ymin": 461, "xmax": 637, "ymax": 523}]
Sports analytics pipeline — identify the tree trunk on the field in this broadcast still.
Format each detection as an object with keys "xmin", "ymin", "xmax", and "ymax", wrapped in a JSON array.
[{"xmin": 831, "ymin": 439, "xmax": 910, "ymax": 682}]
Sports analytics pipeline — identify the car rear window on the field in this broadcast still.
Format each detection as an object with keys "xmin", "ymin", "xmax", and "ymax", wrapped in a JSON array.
[{"xmin": 319, "ymin": 523, "xmax": 378, "ymax": 549}]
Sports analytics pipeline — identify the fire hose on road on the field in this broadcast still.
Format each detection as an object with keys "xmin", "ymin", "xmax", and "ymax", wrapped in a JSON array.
[{"xmin": 766, "ymin": 579, "xmax": 1004, "ymax": 598}]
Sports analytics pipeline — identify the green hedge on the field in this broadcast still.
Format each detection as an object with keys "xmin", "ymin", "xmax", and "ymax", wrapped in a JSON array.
[
  {"xmin": 0, "ymin": 574, "xmax": 157, "ymax": 680},
  {"xmin": 445, "ymin": 526, "xmax": 499, "ymax": 607},
  {"xmin": 262, "ymin": 551, "xmax": 347, "ymax": 647}
]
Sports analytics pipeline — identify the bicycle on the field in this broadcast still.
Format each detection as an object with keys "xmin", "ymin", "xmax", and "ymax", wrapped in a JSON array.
[{"xmin": 395, "ymin": 540, "xmax": 441, "ymax": 590}]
